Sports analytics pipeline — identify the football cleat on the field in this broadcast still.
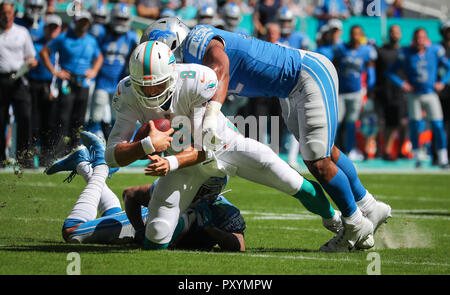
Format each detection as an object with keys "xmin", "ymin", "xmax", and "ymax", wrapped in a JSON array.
[
  {"xmin": 362, "ymin": 200, "xmax": 392, "ymax": 234},
  {"xmin": 80, "ymin": 131, "xmax": 106, "ymax": 168},
  {"xmin": 45, "ymin": 146, "xmax": 90, "ymax": 179},
  {"xmin": 319, "ymin": 216, "xmax": 374, "ymax": 252},
  {"xmin": 322, "ymin": 210, "xmax": 343, "ymax": 234}
]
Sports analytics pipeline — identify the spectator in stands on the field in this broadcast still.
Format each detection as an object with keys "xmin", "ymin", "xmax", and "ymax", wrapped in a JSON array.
[
  {"xmin": 387, "ymin": 28, "xmax": 450, "ymax": 168},
  {"xmin": 375, "ymin": 24, "xmax": 407, "ymax": 161},
  {"xmin": 314, "ymin": 0, "xmax": 349, "ymax": 29},
  {"xmin": 387, "ymin": 0, "xmax": 403, "ymax": 18},
  {"xmin": 89, "ymin": 3, "xmax": 137, "ymax": 140},
  {"xmin": 253, "ymin": 0, "xmax": 281, "ymax": 38},
  {"xmin": 176, "ymin": 0, "xmax": 198, "ymax": 22},
  {"xmin": 0, "ymin": 1, "xmax": 38, "ymax": 168},
  {"xmin": 40, "ymin": 10, "xmax": 103, "ymax": 157},
  {"xmin": 334, "ymin": 25, "xmax": 377, "ymax": 161},
  {"xmin": 28, "ymin": 14, "xmax": 62, "ymax": 167},
  {"xmin": 136, "ymin": 0, "xmax": 161, "ymax": 19}
]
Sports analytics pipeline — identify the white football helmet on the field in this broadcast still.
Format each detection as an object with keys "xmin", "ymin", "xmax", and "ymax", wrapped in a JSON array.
[
  {"xmin": 129, "ymin": 41, "xmax": 178, "ymax": 109},
  {"xmin": 90, "ymin": 1, "xmax": 108, "ymax": 25},
  {"xmin": 197, "ymin": 4, "xmax": 216, "ymax": 25},
  {"xmin": 223, "ymin": 2, "xmax": 241, "ymax": 31},
  {"xmin": 25, "ymin": 0, "xmax": 47, "ymax": 28},
  {"xmin": 110, "ymin": 2, "xmax": 132, "ymax": 34},
  {"xmin": 277, "ymin": 6, "xmax": 295, "ymax": 35},
  {"xmin": 140, "ymin": 17, "xmax": 190, "ymax": 62}
]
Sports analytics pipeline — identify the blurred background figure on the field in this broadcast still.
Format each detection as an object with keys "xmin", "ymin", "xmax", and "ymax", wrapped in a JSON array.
[
  {"xmin": 15, "ymin": 0, "xmax": 47, "ymax": 42},
  {"xmin": 28, "ymin": 14, "xmax": 62, "ymax": 167},
  {"xmin": 387, "ymin": 28, "xmax": 450, "ymax": 169},
  {"xmin": 175, "ymin": 0, "xmax": 198, "ymax": 22},
  {"xmin": 136, "ymin": 0, "xmax": 161, "ymax": 19},
  {"xmin": 316, "ymin": 19, "xmax": 342, "ymax": 60},
  {"xmin": 334, "ymin": 25, "xmax": 377, "ymax": 161},
  {"xmin": 277, "ymin": 5, "xmax": 309, "ymax": 50},
  {"xmin": 221, "ymin": 2, "xmax": 248, "ymax": 35},
  {"xmin": 197, "ymin": 3, "xmax": 216, "ymax": 25},
  {"xmin": 253, "ymin": 0, "xmax": 281, "ymax": 38},
  {"xmin": 88, "ymin": 2, "xmax": 137, "ymax": 140},
  {"xmin": 439, "ymin": 20, "xmax": 450, "ymax": 162},
  {"xmin": 375, "ymin": 24, "xmax": 407, "ymax": 161},
  {"xmin": 89, "ymin": 0, "xmax": 109, "ymax": 43},
  {"xmin": 40, "ymin": 10, "xmax": 103, "ymax": 157},
  {"xmin": 0, "ymin": 0, "xmax": 38, "ymax": 168},
  {"xmin": 314, "ymin": 0, "xmax": 349, "ymax": 29}
]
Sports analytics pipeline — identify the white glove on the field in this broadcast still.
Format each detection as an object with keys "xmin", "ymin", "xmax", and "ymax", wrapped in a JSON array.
[{"xmin": 202, "ymin": 101, "xmax": 224, "ymax": 151}]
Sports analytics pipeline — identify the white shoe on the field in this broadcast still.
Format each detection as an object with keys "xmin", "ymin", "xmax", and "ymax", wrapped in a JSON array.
[
  {"xmin": 322, "ymin": 211, "xmax": 343, "ymax": 234},
  {"xmin": 319, "ymin": 216, "xmax": 374, "ymax": 252},
  {"xmin": 348, "ymin": 149, "xmax": 365, "ymax": 161},
  {"xmin": 362, "ymin": 200, "xmax": 392, "ymax": 233}
]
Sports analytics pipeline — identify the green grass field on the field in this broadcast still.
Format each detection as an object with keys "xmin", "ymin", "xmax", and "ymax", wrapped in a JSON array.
[{"xmin": 0, "ymin": 170, "xmax": 449, "ymax": 275}]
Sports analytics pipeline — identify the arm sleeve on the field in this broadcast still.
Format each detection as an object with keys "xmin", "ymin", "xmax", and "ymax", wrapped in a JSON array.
[{"xmin": 105, "ymin": 87, "xmax": 139, "ymax": 167}]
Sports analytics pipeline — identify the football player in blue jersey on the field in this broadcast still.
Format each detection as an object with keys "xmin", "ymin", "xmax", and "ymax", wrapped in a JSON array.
[
  {"xmin": 14, "ymin": 0, "xmax": 46, "ymax": 42},
  {"xmin": 277, "ymin": 6, "xmax": 309, "ymax": 50},
  {"xmin": 28, "ymin": 14, "xmax": 62, "ymax": 167},
  {"xmin": 89, "ymin": 3, "xmax": 137, "ymax": 139},
  {"xmin": 333, "ymin": 25, "xmax": 377, "ymax": 160},
  {"xmin": 197, "ymin": 4, "xmax": 216, "ymax": 26},
  {"xmin": 221, "ymin": 2, "xmax": 249, "ymax": 36},
  {"xmin": 39, "ymin": 10, "xmax": 104, "ymax": 157},
  {"xmin": 89, "ymin": 0, "xmax": 108, "ymax": 43},
  {"xmin": 141, "ymin": 17, "xmax": 392, "ymax": 252},
  {"xmin": 387, "ymin": 28, "xmax": 450, "ymax": 168}
]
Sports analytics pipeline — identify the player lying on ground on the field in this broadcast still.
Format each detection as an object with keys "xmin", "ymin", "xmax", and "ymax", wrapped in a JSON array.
[
  {"xmin": 46, "ymin": 132, "xmax": 246, "ymax": 252},
  {"xmin": 142, "ymin": 17, "xmax": 392, "ymax": 252},
  {"xmin": 105, "ymin": 41, "xmax": 343, "ymax": 250}
]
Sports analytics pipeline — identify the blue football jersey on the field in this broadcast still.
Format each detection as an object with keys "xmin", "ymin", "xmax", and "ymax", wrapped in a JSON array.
[
  {"xmin": 95, "ymin": 30, "xmax": 138, "ymax": 94},
  {"xmin": 387, "ymin": 45, "xmax": 450, "ymax": 94},
  {"xmin": 14, "ymin": 17, "xmax": 45, "ymax": 42},
  {"xmin": 279, "ymin": 32, "xmax": 310, "ymax": 50},
  {"xmin": 182, "ymin": 25, "xmax": 303, "ymax": 98},
  {"xmin": 90, "ymin": 23, "xmax": 107, "ymax": 44},
  {"xmin": 334, "ymin": 43, "xmax": 377, "ymax": 93},
  {"xmin": 209, "ymin": 196, "xmax": 246, "ymax": 233},
  {"xmin": 47, "ymin": 29, "xmax": 101, "ymax": 88},
  {"xmin": 28, "ymin": 37, "xmax": 54, "ymax": 81}
]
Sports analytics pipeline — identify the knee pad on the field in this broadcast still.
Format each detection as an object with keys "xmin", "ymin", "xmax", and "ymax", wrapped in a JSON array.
[
  {"xmin": 302, "ymin": 139, "xmax": 327, "ymax": 161},
  {"xmin": 145, "ymin": 219, "xmax": 172, "ymax": 244}
]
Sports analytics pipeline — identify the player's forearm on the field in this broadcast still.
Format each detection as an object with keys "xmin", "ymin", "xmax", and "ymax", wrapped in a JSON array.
[
  {"xmin": 204, "ymin": 227, "xmax": 245, "ymax": 252},
  {"xmin": 203, "ymin": 41, "xmax": 229, "ymax": 105},
  {"xmin": 39, "ymin": 46, "xmax": 56, "ymax": 75},
  {"xmin": 114, "ymin": 142, "xmax": 148, "ymax": 167},
  {"xmin": 91, "ymin": 53, "xmax": 104, "ymax": 75},
  {"xmin": 173, "ymin": 147, "xmax": 206, "ymax": 169}
]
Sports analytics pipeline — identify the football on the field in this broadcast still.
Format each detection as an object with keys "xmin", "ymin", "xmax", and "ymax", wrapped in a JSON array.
[{"xmin": 133, "ymin": 119, "xmax": 172, "ymax": 142}]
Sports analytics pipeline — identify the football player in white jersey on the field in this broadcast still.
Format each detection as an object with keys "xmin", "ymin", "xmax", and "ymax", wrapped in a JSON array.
[{"xmin": 105, "ymin": 41, "xmax": 343, "ymax": 250}]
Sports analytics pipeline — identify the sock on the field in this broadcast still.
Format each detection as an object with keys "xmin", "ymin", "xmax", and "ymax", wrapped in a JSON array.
[
  {"xmin": 77, "ymin": 162, "xmax": 122, "ymax": 217},
  {"xmin": 288, "ymin": 134, "xmax": 300, "ymax": 165},
  {"xmin": 66, "ymin": 164, "xmax": 109, "ymax": 222},
  {"xmin": 409, "ymin": 120, "xmax": 421, "ymax": 150},
  {"xmin": 342, "ymin": 207, "xmax": 363, "ymax": 226},
  {"xmin": 356, "ymin": 191, "xmax": 376, "ymax": 213},
  {"xmin": 293, "ymin": 179, "xmax": 335, "ymax": 219},
  {"xmin": 144, "ymin": 239, "xmax": 169, "ymax": 250},
  {"xmin": 345, "ymin": 121, "xmax": 356, "ymax": 153},
  {"xmin": 335, "ymin": 151, "xmax": 367, "ymax": 201},
  {"xmin": 321, "ymin": 168, "xmax": 357, "ymax": 217}
]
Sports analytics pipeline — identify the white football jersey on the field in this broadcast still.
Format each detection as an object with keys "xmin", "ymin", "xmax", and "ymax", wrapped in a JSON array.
[{"xmin": 105, "ymin": 63, "xmax": 241, "ymax": 166}]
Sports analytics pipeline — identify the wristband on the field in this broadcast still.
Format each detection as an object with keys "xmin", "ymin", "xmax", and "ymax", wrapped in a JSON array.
[
  {"xmin": 141, "ymin": 136, "xmax": 155, "ymax": 155},
  {"xmin": 165, "ymin": 155, "xmax": 179, "ymax": 171}
]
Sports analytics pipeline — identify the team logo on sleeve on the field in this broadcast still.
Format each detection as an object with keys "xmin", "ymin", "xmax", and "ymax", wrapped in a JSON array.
[{"xmin": 206, "ymin": 80, "xmax": 217, "ymax": 91}]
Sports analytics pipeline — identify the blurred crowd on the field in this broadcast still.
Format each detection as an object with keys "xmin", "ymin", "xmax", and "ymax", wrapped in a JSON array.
[{"xmin": 0, "ymin": 0, "xmax": 449, "ymax": 170}]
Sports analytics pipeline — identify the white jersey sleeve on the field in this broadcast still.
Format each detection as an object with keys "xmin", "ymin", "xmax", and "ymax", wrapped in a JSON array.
[{"xmin": 105, "ymin": 78, "xmax": 140, "ymax": 167}]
